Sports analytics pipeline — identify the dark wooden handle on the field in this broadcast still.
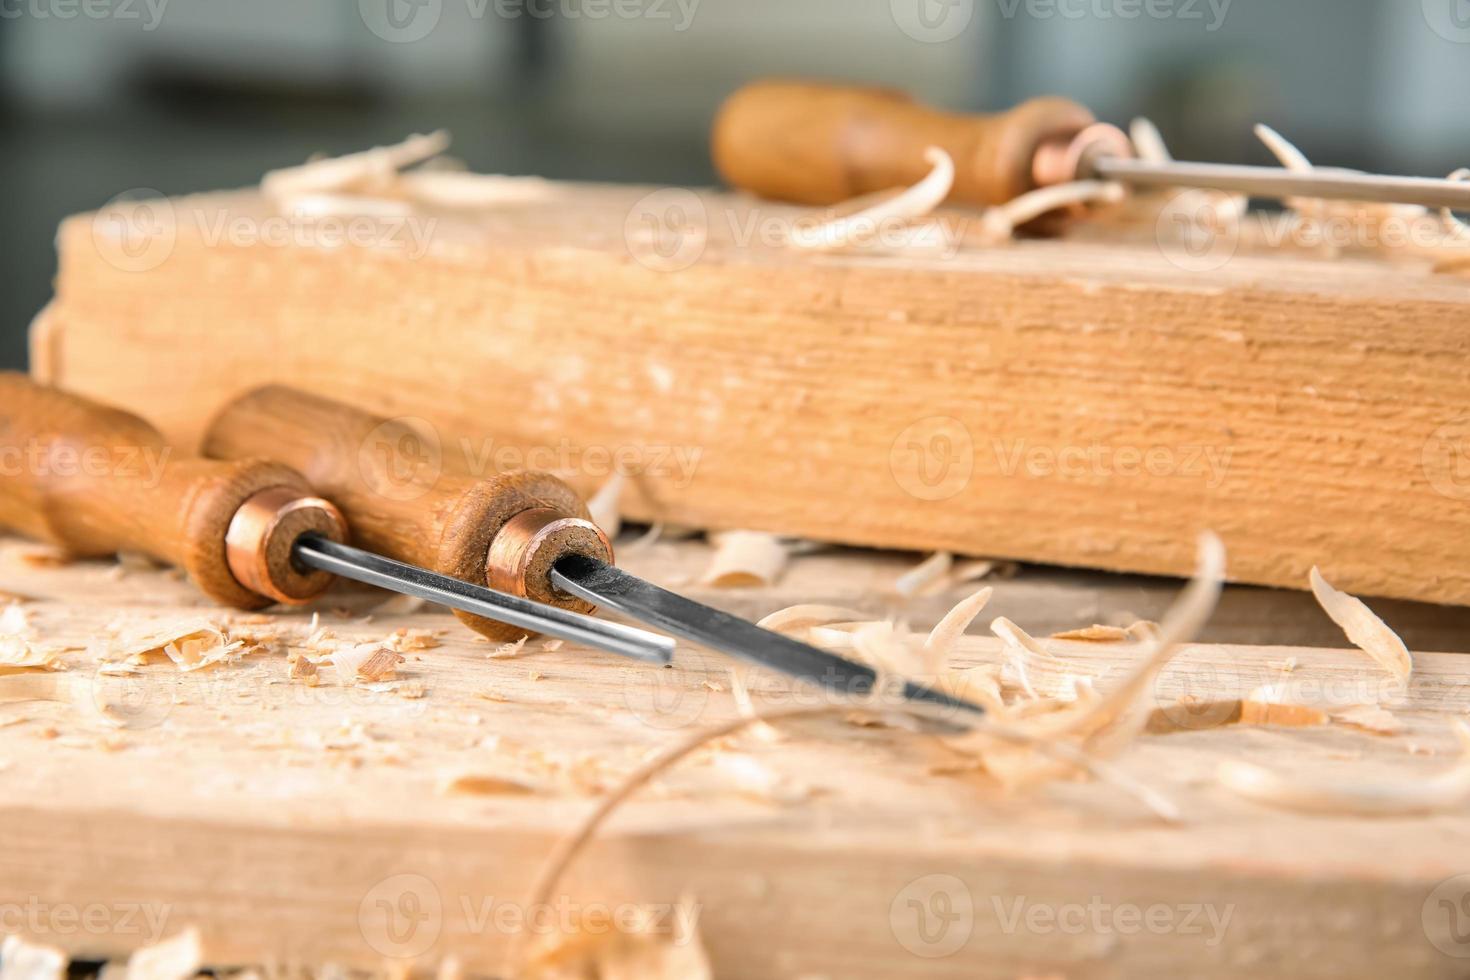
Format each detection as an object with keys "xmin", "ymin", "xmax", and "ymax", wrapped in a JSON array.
[
  {"xmin": 712, "ymin": 80, "xmax": 1096, "ymax": 207},
  {"xmin": 0, "ymin": 373, "xmax": 338, "ymax": 608},
  {"xmin": 202, "ymin": 386, "xmax": 611, "ymax": 639}
]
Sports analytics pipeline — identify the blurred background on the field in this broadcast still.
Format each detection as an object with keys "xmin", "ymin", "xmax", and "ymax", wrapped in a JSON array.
[{"xmin": 3, "ymin": 0, "xmax": 1469, "ymax": 369}]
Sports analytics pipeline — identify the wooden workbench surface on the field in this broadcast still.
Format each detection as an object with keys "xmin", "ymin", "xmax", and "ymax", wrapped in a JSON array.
[{"xmin": 1, "ymin": 534, "xmax": 1469, "ymax": 979}]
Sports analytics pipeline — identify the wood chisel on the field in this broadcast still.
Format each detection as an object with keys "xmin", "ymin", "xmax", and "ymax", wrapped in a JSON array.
[
  {"xmin": 203, "ymin": 386, "xmax": 986, "ymax": 717},
  {"xmin": 713, "ymin": 80, "xmax": 1470, "ymax": 212},
  {"xmin": 0, "ymin": 374, "xmax": 673, "ymax": 664}
]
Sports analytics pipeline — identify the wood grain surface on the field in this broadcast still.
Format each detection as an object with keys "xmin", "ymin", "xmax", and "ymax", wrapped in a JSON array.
[
  {"xmin": 37, "ymin": 183, "xmax": 1470, "ymax": 607},
  {"xmin": 1, "ymin": 535, "xmax": 1469, "ymax": 978}
]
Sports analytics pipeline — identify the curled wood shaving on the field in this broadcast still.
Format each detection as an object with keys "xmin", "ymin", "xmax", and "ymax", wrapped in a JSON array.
[
  {"xmin": 1217, "ymin": 722, "xmax": 1470, "ymax": 815},
  {"xmin": 755, "ymin": 604, "xmax": 869, "ymax": 634},
  {"xmin": 288, "ymin": 656, "xmax": 318, "ymax": 684},
  {"xmin": 976, "ymin": 180, "xmax": 1126, "ymax": 243},
  {"xmin": 587, "ymin": 472, "xmax": 626, "ymax": 540},
  {"xmin": 397, "ymin": 171, "xmax": 560, "ymax": 208},
  {"xmin": 388, "ymin": 628, "xmax": 440, "ymax": 652},
  {"xmin": 1129, "ymin": 117, "xmax": 1172, "ymax": 164},
  {"xmin": 488, "ymin": 637, "xmax": 530, "ymax": 660},
  {"xmin": 261, "ymin": 131, "xmax": 450, "ymax": 206},
  {"xmin": 920, "ymin": 587, "xmax": 992, "ymax": 674},
  {"xmin": 699, "ymin": 531, "xmax": 789, "ymax": 588},
  {"xmin": 990, "ymin": 616, "xmax": 1060, "ymax": 700},
  {"xmin": 1308, "ymin": 567, "xmax": 1412, "ymax": 690},
  {"xmin": 1, "ymin": 934, "xmax": 67, "ymax": 980},
  {"xmin": 787, "ymin": 147, "xmax": 954, "ymax": 251},
  {"xmin": 893, "ymin": 551, "xmax": 953, "ymax": 599},
  {"xmin": 126, "ymin": 927, "xmax": 202, "ymax": 980},
  {"xmin": 0, "ymin": 636, "xmax": 62, "ymax": 673},
  {"xmin": 330, "ymin": 644, "xmax": 402, "ymax": 682}
]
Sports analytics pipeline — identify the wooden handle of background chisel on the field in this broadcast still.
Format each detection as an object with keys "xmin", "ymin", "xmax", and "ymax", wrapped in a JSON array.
[
  {"xmin": 712, "ymin": 79, "xmax": 1120, "ymax": 207},
  {"xmin": 202, "ymin": 386, "xmax": 613, "ymax": 640},
  {"xmin": 0, "ymin": 373, "xmax": 346, "ymax": 608}
]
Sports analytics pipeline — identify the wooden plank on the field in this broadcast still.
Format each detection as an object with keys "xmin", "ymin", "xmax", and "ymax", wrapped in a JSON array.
[
  {"xmin": 37, "ymin": 183, "xmax": 1470, "ymax": 606},
  {"xmin": 2, "ymin": 537, "xmax": 1470, "ymax": 977}
]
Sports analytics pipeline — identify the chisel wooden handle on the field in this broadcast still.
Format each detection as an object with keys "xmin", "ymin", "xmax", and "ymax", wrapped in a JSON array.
[
  {"xmin": 712, "ymin": 79, "xmax": 1113, "ymax": 207},
  {"xmin": 202, "ymin": 386, "xmax": 612, "ymax": 641},
  {"xmin": 0, "ymin": 373, "xmax": 345, "ymax": 608}
]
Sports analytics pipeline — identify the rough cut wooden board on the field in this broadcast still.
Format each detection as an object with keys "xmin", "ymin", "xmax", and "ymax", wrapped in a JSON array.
[
  {"xmin": 2, "ymin": 535, "xmax": 1470, "ymax": 978},
  {"xmin": 35, "ymin": 183, "xmax": 1470, "ymax": 607}
]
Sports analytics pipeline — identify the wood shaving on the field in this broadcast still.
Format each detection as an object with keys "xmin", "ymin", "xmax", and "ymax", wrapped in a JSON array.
[
  {"xmin": 1309, "ymin": 567, "xmax": 1412, "ymax": 689},
  {"xmin": 711, "ymin": 753, "xmax": 811, "ymax": 804},
  {"xmin": 920, "ymin": 587, "xmax": 992, "ymax": 675},
  {"xmin": 541, "ymin": 639, "xmax": 565, "ymax": 653},
  {"xmin": 587, "ymin": 472, "xmax": 626, "ymax": 539},
  {"xmin": 976, "ymin": 180, "xmax": 1126, "ymax": 243},
  {"xmin": 1333, "ymin": 704, "xmax": 1403, "ymax": 736},
  {"xmin": 1, "ymin": 935, "xmax": 67, "ymax": 980},
  {"xmin": 755, "ymin": 604, "xmax": 868, "ymax": 634},
  {"xmin": 699, "ymin": 531, "xmax": 789, "ymax": 588},
  {"xmin": 1051, "ymin": 625, "xmax": 1133, "ymax": 643},
  {"xmin": 261, "ymin": 131, "xmax": 449, "ymax": 206},
  {"xmin": 126, "ymin": 927, "xmax": 202, "ymax": 980},
  {"xmin": 0, "ymin": 636, "xmax": 62, "ymax": 673},
  {"xmin": 787, "ymin": 146, "xmax": 954, "ymax": 251},
  {"xmin": 388, "ymin": 628, "xmax": 440, "ymax": 652},
  {"xmin": 950, "ymin": 558, "xmax": 999, "ymax": 584},
  {"xmin": 488, "ymin": 637, "xmax": 530, "ymax": 660},
  {"xmin": 1129, "ymin": 117, "xmax": 1172, "ymax": 164},
  {"xmin": 397, "ymin": 171, "xmax": 559, "ymax": 208},
  {"xmin": 330, "ymin": 644, "xmax": 402, "ymax": 682},
  {"xmin": 893, "ymin": 551, "xmax": 953, "ymax": 599},
  {"xmin": 439, "ymin": 772, "xmax": 537, "ymax": 796},
  {"xmin": 288, "ymin": 657, "xmax": 318, "ymax": 683},
  {"xmin": 1217, "ymin": 722, "xmax": 1470, "ymax": 815}
]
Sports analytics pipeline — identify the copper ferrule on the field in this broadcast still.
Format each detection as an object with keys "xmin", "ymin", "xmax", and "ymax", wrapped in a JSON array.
[
  {"xmin": 1032, "ymin": 122, "xmax": 1134, "ymax": 189},
  {"xmin": 225, "ymin": 486, "xmax": 348, "ymax": 605},
  {"xmin": 486, "ymin": 507, "xmax": 613, "ymax": 611}
]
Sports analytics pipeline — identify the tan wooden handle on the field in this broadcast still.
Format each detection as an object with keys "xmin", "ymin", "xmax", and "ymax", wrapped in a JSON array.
[
  {"xmin": 0, "ymin": 373, "xmax": 343, "ymax": 609},
  {"xmin": 202, "ymin": 386, "xmax": 612, "ymax": 640},
  {"xmin": 712, "ymin": 80, "xmax": 1098, "ymax": 207}
]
